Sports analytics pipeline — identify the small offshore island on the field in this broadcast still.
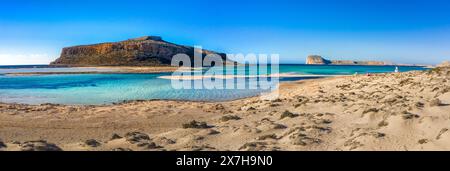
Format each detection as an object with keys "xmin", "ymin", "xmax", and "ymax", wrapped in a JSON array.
[
  {"xmin": 0, "ymin": 36, "xmax": 449, "ymax": 151},
  {"xmin": 4, "ymin": 36, "xmax": 236, "ymax": 76},
  {"xmin": 51, "ymin": 36, "xmax": 235, "ymax": 67}
]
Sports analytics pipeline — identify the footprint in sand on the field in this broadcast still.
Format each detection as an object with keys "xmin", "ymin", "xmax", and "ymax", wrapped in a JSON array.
[{"xmin": 436, "ymin": 128, "xmax": 449, "ymax": 140}]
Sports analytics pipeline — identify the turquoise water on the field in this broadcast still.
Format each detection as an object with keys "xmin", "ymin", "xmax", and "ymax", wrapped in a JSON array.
[
  {"xmin": 0, "ymin": 65, "xmax": 117, "ymax": 74},
  {"xmin": 0, "ymin": 65, "xmax": 427, "ymax": 105},
  {"xmin": 278, "ymin": 64, "xmax": 427, "ymax": 75}
]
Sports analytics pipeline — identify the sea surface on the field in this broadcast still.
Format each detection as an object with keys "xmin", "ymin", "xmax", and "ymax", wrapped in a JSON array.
[{"xmin": 0, "ymin": 65, "xmax": 427, "ymax": 105}]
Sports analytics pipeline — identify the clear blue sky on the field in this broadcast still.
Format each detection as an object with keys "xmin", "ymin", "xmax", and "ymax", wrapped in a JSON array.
[{"xmin": 1, "ymin": 0, "xmax": 449, "ymax": 65}]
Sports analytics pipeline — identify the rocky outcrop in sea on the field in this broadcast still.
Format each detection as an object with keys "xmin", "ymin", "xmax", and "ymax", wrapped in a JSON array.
[
  {"xmin": 306, "ymin": 55, "xmax": 386, "ymax": 65},
  {"xmin": 51, "ymin": 36, "xmax": 234, "ymax": 66}
]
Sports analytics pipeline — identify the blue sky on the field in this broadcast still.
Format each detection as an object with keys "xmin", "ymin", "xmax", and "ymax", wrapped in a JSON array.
[{"xmin": 0, "ymin": 0, "xmax": 449, "ymax": 65}]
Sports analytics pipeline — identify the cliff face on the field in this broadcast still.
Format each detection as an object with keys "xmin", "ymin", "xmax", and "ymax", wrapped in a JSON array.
[
  {"xmin": 306, "ymin": 55, "xmax": 386, "ymax": 65},
  {"xmin": 306, "ymin": 55, "xmax": 331, "ymax": 64},
  {"xmin": 51, "ymin": 36, "xmax": 232, "ymax": 66}
]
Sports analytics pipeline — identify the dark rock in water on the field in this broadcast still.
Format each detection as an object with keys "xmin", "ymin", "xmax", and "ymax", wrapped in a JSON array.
[
  {"xmin": 84, "ymin": 139, "xmax": 101, "ymax": 147},
  {"xmin": 110, "ymin": 133, "xmax": 123, "ymax": 140},
  {"xmin": 19, "ymin": 140, "xmax": 62, "ymax": 151},
  {"xmin": 51, "ymin": 36, "xmax": 234, "ymax": 67},
  {"xmin": 125, "ymin": 132, "xmax": 150, "ymax": 144}
]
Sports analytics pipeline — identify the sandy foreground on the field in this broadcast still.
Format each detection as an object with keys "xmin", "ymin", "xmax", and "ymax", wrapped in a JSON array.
[{"xmin": 0, "ymin": 67, "xmax": 449, "ymax": 151}]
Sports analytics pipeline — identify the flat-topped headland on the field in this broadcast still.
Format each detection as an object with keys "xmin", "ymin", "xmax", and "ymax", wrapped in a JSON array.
[
  {"xmin": 51, "ymin": 36, "xmax": 235, "ymax": 67},
  {"xmin": 305, "ymin": 55, "xmax": 425, "ymax": 66}
]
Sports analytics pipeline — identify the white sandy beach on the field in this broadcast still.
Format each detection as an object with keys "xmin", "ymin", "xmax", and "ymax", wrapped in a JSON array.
[{"xmin": 0, "ymin": 66, "xmax": 449, "ymax": 151}]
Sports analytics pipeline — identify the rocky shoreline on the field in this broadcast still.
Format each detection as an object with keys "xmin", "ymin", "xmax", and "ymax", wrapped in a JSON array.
[{"xmin": 0, "ymin": 66, "xmax": 449, "ymax": 151}]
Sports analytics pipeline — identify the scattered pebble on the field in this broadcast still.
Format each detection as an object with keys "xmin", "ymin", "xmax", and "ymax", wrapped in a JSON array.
[
  {"xmin": 257, "ymin": 134, "xmax": 278, "ymax": 140},
  {"xmin": 272, "ymin": 123, "xmax": 287, "ymax": 129},
  {"xmin": 292, "ymin": 136, "xmax": 322, "ymax": 146},
  {"xmin": 153, "ymin": 137, "xmax": 176, "ymax": 145},
  {"xmin": 402, "ymin": 112, "xmax": 420, "ymax": 120},
  {"xmin": 378, "ymin": 120, "xmax": 389, "ymax": 127},
  {"xmin": 137, "ymin": 142, "xmax": 158, "ymax": 149},
  {"xmin": 239, "ymin": 142, "xmax": 268, "ymax": 151},
  {"xmin": 111, "ymin": 148, "xmax": 132, "ymax": 151},
  {"xmin": 280, "ymin": 110, "xmax": 299, "ymax": 119},
  {"xmin": 0, "ymin": 139, "xmax": 6, "ymax": 149},
  {"xmin": 362, "ymin": 108, "xmax": 379, "ymax": 114},
  {"xmin": 125, "ymin": 132, "xmax": 151, "ymax": 144},
  {"xmin": 220, "ymin": 115, "xmax": 241, "ymax": 122},
  {"xmin": 110, "ymin": 133, "xmax": 123, "ymax": 140},
  {"xmin": 84, "ymin": 139, "xmax": 101, "ymax": 147},
  {"xmin": 418, "ymin": 139, "xmax": 429, "ymax": 144},
  {"xmin": 182, "ymin": 120, "xmax": 211, "ymax": 129}
]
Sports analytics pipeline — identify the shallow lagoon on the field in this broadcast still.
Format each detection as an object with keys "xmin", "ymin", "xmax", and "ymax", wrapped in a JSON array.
[{"xmin": 0, "ymin": 65, "xmax": 427, "ymax": 105}]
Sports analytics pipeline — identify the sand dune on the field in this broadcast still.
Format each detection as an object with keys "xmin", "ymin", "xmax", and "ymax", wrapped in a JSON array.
[{"xmin": 0, "ymin": 66, "xmax": 449, "ymax": 151}]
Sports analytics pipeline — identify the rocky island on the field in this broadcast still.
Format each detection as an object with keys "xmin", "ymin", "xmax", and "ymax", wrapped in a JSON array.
[
  {"xmin": 306, "ymin": 55, "xmax": 387, "ymax": 65},
  {"xmin": 51, "ymin": 36, "xmax": 234, "ymax": 66}
]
